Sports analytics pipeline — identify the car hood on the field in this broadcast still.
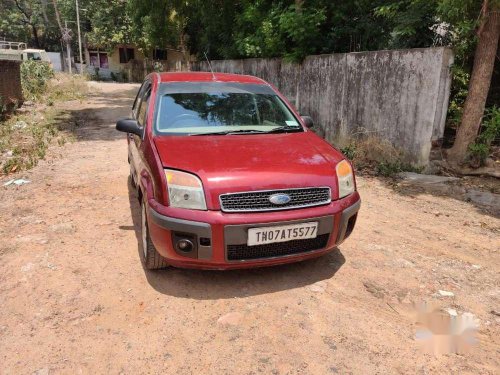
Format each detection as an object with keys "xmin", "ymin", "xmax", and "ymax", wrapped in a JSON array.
[{"xmin": 154, "ymin": 132, "xmax": 345, "ymax": 209}]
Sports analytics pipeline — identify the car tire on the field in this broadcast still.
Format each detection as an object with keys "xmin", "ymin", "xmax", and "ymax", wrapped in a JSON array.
[{"xmin": 141, "ymin": 199, "xmax": 169, "ymax": 270}]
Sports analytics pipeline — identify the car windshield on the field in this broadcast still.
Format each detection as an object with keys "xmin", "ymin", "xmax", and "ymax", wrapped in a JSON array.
[{"xmin": 155, "ymin": 82, "xmax": 302, "ymax": 135}]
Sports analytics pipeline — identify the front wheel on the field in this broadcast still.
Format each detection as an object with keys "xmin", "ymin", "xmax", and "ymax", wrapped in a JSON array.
[{"xmin": 141, "ymin": 200, "xmax": 169, "ymax": 270}]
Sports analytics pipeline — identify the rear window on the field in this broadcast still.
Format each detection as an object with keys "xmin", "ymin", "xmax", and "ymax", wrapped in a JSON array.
[{"xmin": 155, "ymin": 82, "xmax": 301, "ymax": 135}]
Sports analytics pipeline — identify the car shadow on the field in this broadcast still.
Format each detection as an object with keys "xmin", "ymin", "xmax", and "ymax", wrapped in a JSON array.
[{"xmin": 125, "ymin": 177, "xmax": 345, "ymax": 300}]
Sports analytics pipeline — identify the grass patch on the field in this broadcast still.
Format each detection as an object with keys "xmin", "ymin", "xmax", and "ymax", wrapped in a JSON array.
[
  {"xmin": 339, "ymin": 137, "xmax": 423, "ymax": 177},
  {"xmin": 45, "ymin": 73, "xmax": 89, "ymax": 103},
  {"xmin": 0, "ymin": 73, "xmax": 88, "ymax": 175}
]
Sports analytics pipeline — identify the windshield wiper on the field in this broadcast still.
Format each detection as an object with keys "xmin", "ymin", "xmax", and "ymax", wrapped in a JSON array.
[
  {"xmin": 190, "ymin": 126, "xmax": 302, "ymax": 136},
  {"xmin": 266, "ymin": 126, "xmax": 303, "ymax": 133},
  {"xmin": 190, "ymin": 129, "xmax": 267, "ymax": 136}
]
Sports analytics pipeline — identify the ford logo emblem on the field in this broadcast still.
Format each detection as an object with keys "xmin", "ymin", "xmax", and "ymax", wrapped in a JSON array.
[{"xmin": 269, "ymin": 193, "xmax": 291, "ymax": 205}]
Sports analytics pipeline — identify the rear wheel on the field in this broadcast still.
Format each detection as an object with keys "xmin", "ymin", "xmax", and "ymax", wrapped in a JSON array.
[{"xmin": 141, "ymin": 199, "xmax": 169, "ymax": 270}]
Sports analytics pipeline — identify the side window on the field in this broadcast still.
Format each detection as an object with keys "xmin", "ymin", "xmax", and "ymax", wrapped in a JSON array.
[
  {"xmin": 27, "ymin": 52, "xmax": 41, "ymax": 60},
  {"xmin": 132, "ymin": 81, "xmax": 150, "ymax": 118},
  {"xmin": 137, "ymin": 89, "xmax": 151, "ymax": 127}
]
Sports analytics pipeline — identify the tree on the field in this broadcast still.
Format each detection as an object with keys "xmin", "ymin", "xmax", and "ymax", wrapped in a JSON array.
[
  {"xmin": 51, "ymin": 0, "xmax": 74, "ymax": 71},
  {"xmin": 230, "ymin": 0, "xmax": 392, "ymax": 61},
  {"xmin": 0, "ymin": 0, "xmax": 60, "ymax": 50},
  {"xmin": 183, "ymin": 0, "xmax": 242, "ymax": 59},
  {"xmin": 84, "ymin": 0, "xmax": 133, "ymax": 51},
  {"xmin": 128, "ymin": 0, "xmax": 188, "ymax": 57},
  {"xmin": 374, "ymin": 0, "xmax": 440, "ymax": 48},
  {"xmin": 447, "ymin": 0, "xmax": 500, "ymax": 165}
]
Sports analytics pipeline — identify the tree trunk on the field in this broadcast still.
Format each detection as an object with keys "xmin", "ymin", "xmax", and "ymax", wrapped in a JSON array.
[
  {"xmin": 447, "ymin": 2, "xmax": 500, "ymax": 166},
  {"xmin": 31, "ymin": 24, "xmax": 40, "ymax": 48},
  {"xmin": 179, "ymin": 32, "xmax": 190, "ymax": 71}
]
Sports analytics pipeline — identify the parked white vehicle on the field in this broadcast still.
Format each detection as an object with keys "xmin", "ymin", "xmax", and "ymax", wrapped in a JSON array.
[{"xmin": 0, "ymin": 41, "xmax": 51, "ymax": 64}]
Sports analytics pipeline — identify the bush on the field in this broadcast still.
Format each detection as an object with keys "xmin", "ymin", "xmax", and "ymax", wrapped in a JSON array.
[
  {"xmin": 340, "ymin": 144, "xmax": 356, "ymax": 161},
  {"xmin": 110, "ymin": 71, "xmax": 129, "ymax": 83},
  {"xmin": 1, "ymin": 74, "xmax": 88, "ymax": 175},
  {"xmin": 339, "ymin": 137, "xmax": 422, "ymax": 176},
  {"xmin": 468, "ymin": 106, "xmax": 500, "ymax": 166},
  {"xmin": 92, "ymin": 67, "xmax": 100, "ymax": 80},
  {"xmin": 446, "ymin": 66, "xmax": 470, "ymax": 128},
  {"xmin": 20, "ymin": 60, "xmax": 55, "ymax": 101},
  {"xmin": 375, "ymin": 160, "xmax": 421, "ymax": 177}
]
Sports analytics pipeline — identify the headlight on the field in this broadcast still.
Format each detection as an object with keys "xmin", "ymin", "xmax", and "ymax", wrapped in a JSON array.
[
  {"xmin": 336, "ymin": 160, "xmax": 355, "ymax": 198},
  {"xmin": 165, "ymin": 169, "xmax": 207, "ymax": 210}
]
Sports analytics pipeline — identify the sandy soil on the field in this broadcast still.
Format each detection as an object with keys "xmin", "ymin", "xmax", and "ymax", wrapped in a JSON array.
[{"xmin": 0, "ymin": 82, "xmax": 499, "ymax": 375}]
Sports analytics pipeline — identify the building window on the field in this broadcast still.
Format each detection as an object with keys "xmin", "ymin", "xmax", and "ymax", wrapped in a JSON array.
[
  {"xmin": 119, "ymin": 47, "xmax": 135, "ymax": 63},
  {"xmin": 89, "ymin": 52, "xmax": 98, "ymax": 67},
  {"xmin": 153, "ymin": 49, "xmax": 167, "ymax": 60},
  {"xmin": 89, "ymin": 51, "xmax": 108, "ymax": 69}
]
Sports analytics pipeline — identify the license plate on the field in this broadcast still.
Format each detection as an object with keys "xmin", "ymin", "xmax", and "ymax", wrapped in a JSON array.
[{"xmin": 247, "ymin": 222, "xmax": 318, "ymax": 246}]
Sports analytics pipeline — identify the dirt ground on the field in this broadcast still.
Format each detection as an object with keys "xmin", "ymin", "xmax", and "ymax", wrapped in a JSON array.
[{"xmin": 0, "ymin": 82, "xmax": 499, "ymax": 375}]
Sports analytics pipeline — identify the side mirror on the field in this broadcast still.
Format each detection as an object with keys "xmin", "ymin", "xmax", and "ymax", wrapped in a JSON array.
[
  {"xmin": 116, "ymin": 118, "xmax": 143, "ymax": 137},
  {"xmin": 301, "ymin": 115, "xmax": 314, "ymax": 128}
]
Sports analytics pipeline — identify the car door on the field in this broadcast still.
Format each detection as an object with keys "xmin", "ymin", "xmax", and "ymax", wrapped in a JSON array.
[{"xmin": 129, "ymin": 80, "xmax": 151, "ymax": 184}]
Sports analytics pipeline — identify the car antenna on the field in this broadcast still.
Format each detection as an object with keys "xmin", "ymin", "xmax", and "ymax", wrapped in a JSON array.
[{"xmin": 203, "ymin": 51, "xmax": 217, "ymax": 81}]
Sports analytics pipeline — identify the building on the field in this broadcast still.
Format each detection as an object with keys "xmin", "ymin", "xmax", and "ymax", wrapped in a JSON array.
[{"xmin": 84, "ymin": 44, "xmax": 189, "ymax": 81}]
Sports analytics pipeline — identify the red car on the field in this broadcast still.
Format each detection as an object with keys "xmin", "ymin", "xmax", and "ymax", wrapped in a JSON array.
[{"xmin": 116, "ymin": 72, "xmax": 360, "ymax": 270}]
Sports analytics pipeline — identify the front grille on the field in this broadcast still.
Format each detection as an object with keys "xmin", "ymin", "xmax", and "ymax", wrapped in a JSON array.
[
  {"xmin": 220, "ymin": 187, "xmax": 331, "ymax": 213},
  {"xmin": 227, "ymin": 233, "xmax": 330, "ymax": 261}
]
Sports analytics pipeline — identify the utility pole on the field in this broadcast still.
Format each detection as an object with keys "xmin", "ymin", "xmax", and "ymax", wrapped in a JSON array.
[
  {"xmin": 65, "ymin": 21, "xmax": 72, "ymax": 74},
  {"xmin": 76, "ymin": 0, "xmax": 83, "ymax": 74}
]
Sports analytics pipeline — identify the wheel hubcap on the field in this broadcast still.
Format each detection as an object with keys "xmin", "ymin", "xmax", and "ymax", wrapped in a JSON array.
[{"xmin": 141, "ymin": 203, "xmax": 148, "ymax": 259}]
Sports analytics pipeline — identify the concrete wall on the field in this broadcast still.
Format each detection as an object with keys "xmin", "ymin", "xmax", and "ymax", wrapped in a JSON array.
[
  {"xmin": 0, "ymin": 60, "xmax": 23, "ymax": 111},
  {"xmin": 192, "ymin": 47, "xmax": 454, "ymax": 165},
  {"xmin": 47, "ymin": 52, "xmax": 62, "ymax": 72}
]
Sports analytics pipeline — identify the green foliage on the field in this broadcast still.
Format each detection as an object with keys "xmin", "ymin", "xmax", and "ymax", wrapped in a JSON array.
[
  {"xmin": 467, "ymin": 143, "xmax": 490, "ymax": 164},
  {"xmin": 375, "ymin": 160, "xmax": 422, "ymax": 176},
  {"xmin": 20, "ymin": 60, "xmax": 54, "ymax": 101},
  {"xmin": 152, "ymin": 61, "xmax": 165, "ymax": 72},
  {"xmin": 0, "ymin": 0, "xmax": 59, "ymax": 49},
  {"xmin": 184, "ymin": 0, "xmax": 241, "ymax": 59},
  {"xmin": 340, "ymin": 144, "xmax": 357, "ymax": 160},
  {"xmin": 447, "ymin": 66, "xmax": 470, "ymax": 127},
  {"xmin": 436, "ymin": 0, "xmax": 482, "ymax": 62},
  {"xmin": 128, "ymin": 0, "xmax": 186, "ymax": 55},
  {"xmin": 232, "ymin": 2, "xmax": 327, "ymax": 61},
  {"xmin": 85, "ymin": 0, "xmax": 134, "ymax": 51},
  {"xmin": 1, "ymin": 74, "xmax": 87, "ymax": 174},
  {"xmin": 468, "ymin": 106, "xmax": 500, "ymax": 165},
  {"xmin": 374, "ymin": 0, "xmax": 439, "ymax": 48}
]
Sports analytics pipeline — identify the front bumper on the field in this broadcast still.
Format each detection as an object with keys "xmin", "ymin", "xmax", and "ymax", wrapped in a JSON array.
[{"xmin": 146, "ymin": 192, "xmax": 360, "ymax": 269}]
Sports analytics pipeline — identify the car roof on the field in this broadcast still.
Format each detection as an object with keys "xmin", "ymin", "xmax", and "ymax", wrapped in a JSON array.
[{"xmin": 157, "ymin": 72, "xmax": 269, "ymax": 85}]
